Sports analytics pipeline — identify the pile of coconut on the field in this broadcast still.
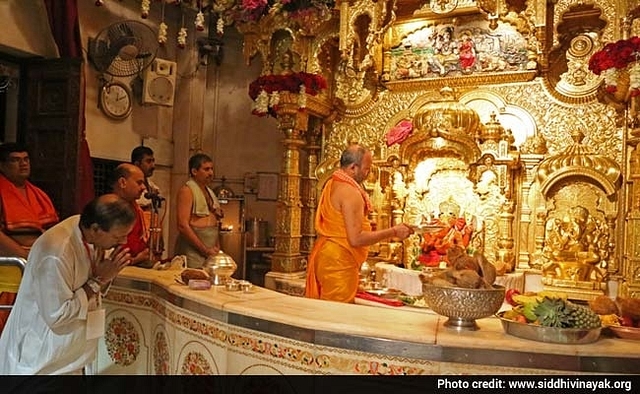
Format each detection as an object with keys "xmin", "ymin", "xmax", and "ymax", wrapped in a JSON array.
[{"xmin": 418, "ymin": 245, "xmax": 497, "ymax": 289}]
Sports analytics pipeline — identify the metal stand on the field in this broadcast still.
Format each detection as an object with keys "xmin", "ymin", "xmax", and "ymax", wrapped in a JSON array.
[{"xmin": 147, "ymin": 194, "xmax": 165, "ymax": 262}]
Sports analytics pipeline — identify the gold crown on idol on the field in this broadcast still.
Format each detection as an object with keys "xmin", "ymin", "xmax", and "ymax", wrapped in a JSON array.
[{"xmin": 439, "ymin": 197, "xmax": 460, "ymax": 217}]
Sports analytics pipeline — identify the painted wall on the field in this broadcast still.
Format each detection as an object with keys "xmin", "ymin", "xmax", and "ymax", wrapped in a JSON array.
[{"xmin": 0, "ymin": 0, "xmax": 282, "ymax": 258}]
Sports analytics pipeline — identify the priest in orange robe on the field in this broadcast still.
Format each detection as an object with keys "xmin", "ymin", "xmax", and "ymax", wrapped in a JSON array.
[
  {"xmin": 0, "ymin": 143, "xmax": 59, "ymax": 332},
  {"xmin": 305, "ymin": 144, "xmax": 413, "ymax": 303}
]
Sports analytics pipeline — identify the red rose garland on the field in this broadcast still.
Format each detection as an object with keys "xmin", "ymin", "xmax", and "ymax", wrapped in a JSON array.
[
  {"xmin": 249, "ymin": 72, "xmax": 328, "ymax": 117},
  {"xmin": 589, "ymin": 37, "xmax": 640, "ymax": 97}
]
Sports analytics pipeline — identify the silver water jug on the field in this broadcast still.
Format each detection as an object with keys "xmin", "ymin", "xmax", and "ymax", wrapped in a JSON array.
[{"xmin": 203, "ymin": 250, "xmax": 237, "ymax": 286}]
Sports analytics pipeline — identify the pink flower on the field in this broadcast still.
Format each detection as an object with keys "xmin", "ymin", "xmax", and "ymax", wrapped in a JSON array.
[
  {"xmin": 242, "ymin": 0, "xmax": 268, "ymax": 11},
  {"xmin": 385, "ymin": 120, "xmax": 413, "ymax": 147}
]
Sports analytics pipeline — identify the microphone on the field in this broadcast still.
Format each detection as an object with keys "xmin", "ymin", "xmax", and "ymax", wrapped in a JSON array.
[{"xmin": 144, "ymin": 192, "xmax": 165, "ymax": 201}]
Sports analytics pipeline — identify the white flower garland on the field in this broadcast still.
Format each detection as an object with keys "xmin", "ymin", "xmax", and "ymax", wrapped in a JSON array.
[
  {"xmin": 177, "ymin": 27, "xmax": 188, "ymax": 49},
  {"xmin": 253, "ymin": 90, "xmax": 270, "ymax": 115},
  {"xmin": 298, "ymin": 85, "xmax": 306, "ymax": 108},
  {"xmin": 158, "ymin": 22, "xmax": 168, "ymax": 45},
  {"xmin": 195, "ymin": 11, "xmax": 205, "ymax": 31},
  {"xmin": 269, "ymin": 91, "xmax": 280, "ymax": 108},
  {"xmin": 252, "ymin": 85, "xmax": 310, "ymax": 115},
  {"xmin": 629, "ymin": 62, "xmax": 640, "ymax": 91},
  {"xmin": 141, "ymin": 0, "xmax": 150, "ymax": 18},
  {"xmin": 602, "ymin": 68, "xmax": 619, "ymax": 88},
  {"xmin": 216, "ymin": 17, "xmax": 225, "ymax": 36}
]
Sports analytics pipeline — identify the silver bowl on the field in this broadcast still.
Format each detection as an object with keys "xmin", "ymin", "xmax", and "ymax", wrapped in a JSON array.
[
  {"xmin": 422, "ymin": 283, "xmax": 505, "ymax": 331},
  {"xmin": 496, "ymin": 312, "xmax": 602, "ymax": 344}
]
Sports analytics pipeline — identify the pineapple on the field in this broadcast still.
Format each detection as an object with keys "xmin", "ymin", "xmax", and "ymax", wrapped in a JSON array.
[
  {"xmin": 566, "ymin": 301, "xmax": 602, "ymax": 329},
  {"xmin": 533, "ymin": 297, "xmax": 572, "ymax": 327}
]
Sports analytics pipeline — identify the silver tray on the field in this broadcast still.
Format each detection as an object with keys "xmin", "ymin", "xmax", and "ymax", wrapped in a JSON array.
[
  {"xmin": 364, "ymin": 288, "xmax": 403, "ymax": 299},
  {"xmin": 496, "ymin": 311, "xmax": 602, "ymax": 344}
]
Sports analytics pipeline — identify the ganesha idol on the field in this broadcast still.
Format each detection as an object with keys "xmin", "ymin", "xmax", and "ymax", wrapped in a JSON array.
[{"xmin": 417, "ymin": 198, "xmax": 475, "ymax": 267}]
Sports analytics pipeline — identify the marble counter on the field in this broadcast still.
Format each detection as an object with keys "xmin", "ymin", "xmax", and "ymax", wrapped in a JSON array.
[{"xmin": 94, "ymin": 266, "xmax": 640, "ymax": 375}]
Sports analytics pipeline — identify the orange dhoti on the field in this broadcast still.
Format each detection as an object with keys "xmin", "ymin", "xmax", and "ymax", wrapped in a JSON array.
[{"xmin": 305, "ymin": 177, "xmax": 370, "ymax": 303}]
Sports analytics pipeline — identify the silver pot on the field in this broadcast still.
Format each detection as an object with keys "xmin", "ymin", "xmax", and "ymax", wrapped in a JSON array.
[{"xmin": 203, "ymin": 250, "xmax": 237, "ymax": 286}]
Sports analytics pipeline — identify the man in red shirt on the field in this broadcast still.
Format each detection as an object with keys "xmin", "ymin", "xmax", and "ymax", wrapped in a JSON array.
[{"xmin": 111, "ymin": 163, "xmax": 150, "ymax": 267}]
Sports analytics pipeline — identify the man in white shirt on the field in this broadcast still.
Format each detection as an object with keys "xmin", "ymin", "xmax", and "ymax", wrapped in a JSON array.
[{"xmin": 0, "ymin": 194, "xmax": 135, "ymax": 374}]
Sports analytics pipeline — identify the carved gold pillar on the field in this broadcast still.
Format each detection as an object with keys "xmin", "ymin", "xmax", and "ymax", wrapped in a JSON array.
[
  {"xmin": 301, "ymin": 118, "xmax": 323, "ymax": 256},
  {"xmin": 623, "ymin": 141, "xmax": 640, "ymax": 297},
  {"xmin": 260, "ymin": 92, "xmax": 332, "ymax": 294},
  {"xmin": 264, "ymin": 93, "xmax": 308, "ymax": 292},
  {"xmin": 517, "ymin": 154, "xmax": 545, "ymax": 269},
  {"xmin": 497, "ymin": 200, "xmax": 516, "ymax": 272}
]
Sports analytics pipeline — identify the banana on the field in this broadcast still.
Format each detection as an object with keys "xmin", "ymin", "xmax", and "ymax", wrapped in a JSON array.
[
  {"xmin": 536, "ymin": 290, "xmax": 568, "ymax": 300},
  {"xmin": 511, "ymin": 294, "xmax": 539, "ymax": 306}
]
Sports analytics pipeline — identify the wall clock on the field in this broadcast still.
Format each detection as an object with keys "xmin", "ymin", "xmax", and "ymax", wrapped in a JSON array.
[{"xmin": 99, "ymin": 81, "xmax": 133, "ymax": 120}]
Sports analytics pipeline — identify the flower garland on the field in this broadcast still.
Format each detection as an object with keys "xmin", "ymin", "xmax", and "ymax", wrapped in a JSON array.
[
  {"xmin": 248, "ymin": 72, "xmax": 327, "ymax": 116},
  {"xmin": 589, "ymin": 36, "xmax": 640, "ymax": 97},
  {"xmin": 230, "ymin": 0, "xmax": 336, "ymax": 24}
]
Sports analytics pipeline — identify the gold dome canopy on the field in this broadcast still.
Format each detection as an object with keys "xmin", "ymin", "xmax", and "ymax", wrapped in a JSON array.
[
  {"xmin": 536, "ymin": 131, "xmax": 621, "ymax": 196},
  {"xmin": 479, "ymin": 112, "xmax": 505, "ymax": 143},
  {"xmin": 400, "ymin": 87, "xmax": 481, "ymax": 167},
  {"xmin": 412, "ymin": 87, "xmax": 480, "ymax": 136}
]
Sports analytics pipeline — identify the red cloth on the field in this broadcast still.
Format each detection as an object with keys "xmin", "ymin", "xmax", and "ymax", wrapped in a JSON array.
[
  {"xmin": 0, "ymin": 175, "xmax": 59, "ymax": 233},
  {"xmin": 124, "ymin": 203, "xmax": 148, "ymax": 256},
  {"xmin": 44, "ymin": 0, "xmax": 95, "ymax": 213},
  {"xmin": 43, "ymin": 0, "xmax": 82, "ymax": 58},
  {"xmin": 355, "ymin": 292, "xmax": 404, "ymax": 307}
]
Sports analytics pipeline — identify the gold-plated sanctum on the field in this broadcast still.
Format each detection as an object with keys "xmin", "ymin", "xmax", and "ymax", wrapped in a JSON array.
[{"xmin": 237, "ymin": 0, "xmax": 639, "ymax": 300}]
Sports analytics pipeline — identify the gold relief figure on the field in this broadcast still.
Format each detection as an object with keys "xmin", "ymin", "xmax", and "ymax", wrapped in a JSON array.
[
  {"xmin": 541, "ymin": 206, "xmax": 607, "ymax": 286},
  {"xmin": 474, "ymin": 169, "xmax": 505, "ymax": 268}
]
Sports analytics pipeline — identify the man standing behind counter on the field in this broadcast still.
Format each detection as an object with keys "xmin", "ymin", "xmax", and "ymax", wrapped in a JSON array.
[
  {"xmin": 131, "ymin": 145, "xmax": 164, "ymax": 261},
  {"xmin": 0, "ymin": 143, "xmax": 59, "ymax": 332},
  {"xmin": 175, "ymin": 153, "xmax": 223, "ymax": 268},
  {"xmin": 111, "ymin": 163, "xmax": 151, "ymax": 267},
  {"xmin": 305, "ymin": 144, "xmax": 414, "ymax": 303}
]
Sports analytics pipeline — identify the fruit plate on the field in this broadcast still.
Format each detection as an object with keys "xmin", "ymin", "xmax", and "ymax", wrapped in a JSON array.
[
  {"xmin": 399, "ymin": 295, "xmax": 430, "ymax": 309},
  {"xmin": 495, "ymin": 311, "xmax": 602, "ymax": 344},
  {"xmin": 607, "ymin": 325, "xmax": 640, "ymax": 340}
]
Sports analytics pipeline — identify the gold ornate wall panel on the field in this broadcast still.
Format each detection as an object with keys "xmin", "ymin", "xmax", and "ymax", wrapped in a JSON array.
[
  {"xmin": 320, "ymin": 78, "xmax": 625, "ymax": 298},
  {"xmin": 237, "ymin": 0, "xmax": 640, "ymax": 298}
]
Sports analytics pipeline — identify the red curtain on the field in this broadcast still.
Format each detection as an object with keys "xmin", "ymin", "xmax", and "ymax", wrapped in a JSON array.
[{"xmin": 43, "ymin": 0, "xmax": 95, "ymax": 213}]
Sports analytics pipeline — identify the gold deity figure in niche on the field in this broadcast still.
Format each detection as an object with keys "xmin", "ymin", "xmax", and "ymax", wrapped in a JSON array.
[{"xmin": 541, "ymin": 205, "xmax": 608, "ymax": 287}]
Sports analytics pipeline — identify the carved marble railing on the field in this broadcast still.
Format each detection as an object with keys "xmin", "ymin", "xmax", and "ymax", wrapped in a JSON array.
[{"xmin": 93, "ymin": 267, "xmax": 640, "ymax": 375}]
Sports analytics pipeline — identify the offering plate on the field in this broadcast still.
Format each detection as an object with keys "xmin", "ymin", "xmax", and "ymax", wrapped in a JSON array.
[
  {"xmin": 496, "ymin": 312, "xmax": 601, "ymax": 344},
  {"xmin": 607, "ymin": 325, "xmax": 640, "ymax": 341},
  {"xmin": 422, "ymin": 283, "xmax": 505, "ymax": 331}
]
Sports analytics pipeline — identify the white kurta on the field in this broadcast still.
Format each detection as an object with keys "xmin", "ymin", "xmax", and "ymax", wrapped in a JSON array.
[{"xmin": 0, "ymin": 215, "xmax": 97, "ymax": 374}]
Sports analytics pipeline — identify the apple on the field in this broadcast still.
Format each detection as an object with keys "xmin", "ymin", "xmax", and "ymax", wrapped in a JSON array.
[
  {"xmin": 620, "ymin": 315, "xmax": 634, "ymax": 327},
  {"xmin": 505, "ymin": 288, "xmax": 521, "ymax": 306},
  {"xmin": 514, "ymin": 315, "xmax": 527, "ymax": 324}
]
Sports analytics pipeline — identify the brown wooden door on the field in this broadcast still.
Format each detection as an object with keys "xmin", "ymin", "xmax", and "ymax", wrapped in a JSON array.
[{"xmin": 20, "ymin": 58, "xmax": 82, "ymax": 220}]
